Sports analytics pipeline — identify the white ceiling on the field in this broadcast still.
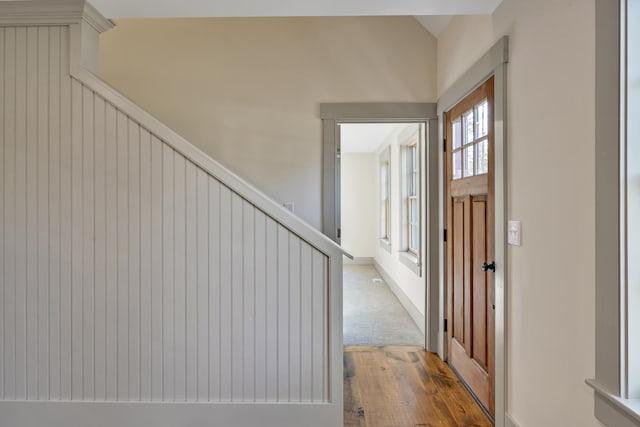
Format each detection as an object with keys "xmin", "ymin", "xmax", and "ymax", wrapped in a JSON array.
[
  {"xmin": 89, "ymin": 0, "xmax": 502, "ymax": 21},
  {"xmin": 340, "ymin": 123, "xmax": 412, "ymax": 154},
  {"xmin": 414, "ymin": 15, "xmax": 453, "ymax": 37}
]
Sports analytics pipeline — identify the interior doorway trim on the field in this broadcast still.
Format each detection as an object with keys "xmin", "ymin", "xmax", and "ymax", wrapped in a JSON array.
[
  {"xmin": 320, "ymin": 103, "xmax": 438, "ymax": 351},
  {"xmin": 437, "ymin": 36, "xmax": 509, "ymax": 427},
  {"xmin": 320, "ymin": 103, "xmax": 437, "ymax": 242}
]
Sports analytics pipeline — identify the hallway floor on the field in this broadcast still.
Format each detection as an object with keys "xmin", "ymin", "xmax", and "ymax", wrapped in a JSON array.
[
  {"xmin": 343, "ymin": 264, "xmax": 424, "ymax": 346},
  {"xmin": 344, "ymin": 346, "xmax": 492, "ymax": 427}
]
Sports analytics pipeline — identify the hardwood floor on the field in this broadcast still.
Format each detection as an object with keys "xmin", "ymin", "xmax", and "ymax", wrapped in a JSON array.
[{"xmin": 344, "ymin": 346, "xmax": 492, "ymax": 427}]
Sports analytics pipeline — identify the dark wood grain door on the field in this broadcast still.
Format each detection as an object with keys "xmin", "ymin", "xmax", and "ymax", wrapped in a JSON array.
[{"xmin": 446, "ymin": 77, "xmax": 495, "ymax": 415}]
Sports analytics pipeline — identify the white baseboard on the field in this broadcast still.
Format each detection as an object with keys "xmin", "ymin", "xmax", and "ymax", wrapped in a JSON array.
[
  {"xmin": 343, "ymin": 256, "xmax": 374, "ymax": 265},
  {"xmin": 373, "ymin": 261, "xmax": 426, "ymax": 336},
  {"xmin": 0, "ymin": 401, "xmax": 341, "ymax": 427},
  {"xmin": 506, "ymin": 413, "xmax": 521, "ymax": 427}
]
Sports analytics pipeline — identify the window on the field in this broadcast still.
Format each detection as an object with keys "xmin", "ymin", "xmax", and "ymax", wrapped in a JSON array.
[
  {"xmin": 381, "ymin": 161, "xmax": 390, "ymax": 240},
  {"xmin": 451, "ymin": 99, "xmax": 489, "ymax": 180},
  {"xmin": 399, "ymin": 126, "xmax": 422, "ymax": 276},
  {"xmin": 406, "ymin": 141, "xmax": 419, "ymax": 256},
  {"xmin": 380, "ymin": 147, "xmax": 391, "ymax": 252},
  {"xmin": 626, "ymin": 0, "xmax": 640, "ymax": 399},
  {"xmin": 591, "ymin": 1, "xmax": 640, "ymax": 425}
]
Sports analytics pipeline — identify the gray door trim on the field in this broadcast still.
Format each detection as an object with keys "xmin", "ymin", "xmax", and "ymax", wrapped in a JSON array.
[
  {"xmin": 437, "ymin": 35, "xmax": 508, "ymax": 427},
  {"xmin": 321, "ymin": 103, "xmax": 438, "ymax": 243},
  {"xmin": 320, "ymin": 103, "xmax": 438, "ymax": 352}
]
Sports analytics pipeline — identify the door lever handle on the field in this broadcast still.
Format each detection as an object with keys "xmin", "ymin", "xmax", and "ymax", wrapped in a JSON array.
[{"xmin": 481, "ymin": 261, "xmax": 496, "ymax": 272}]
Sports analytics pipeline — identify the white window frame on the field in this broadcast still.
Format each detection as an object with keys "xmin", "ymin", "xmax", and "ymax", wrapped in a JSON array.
[
  {"xmin": 399, "ymin": 125, "xmax": 422, "ymax": 276},
  {"xmin": 406, "ymin": 141, "xmax": 419, "ymax": 256},
  {"xmin": 589, "ymin": 1, "xmax": 640, "ymax": 425},
  {"xmin": 380, "ymin": 146, "xmax": 392, "ymax": 252}
]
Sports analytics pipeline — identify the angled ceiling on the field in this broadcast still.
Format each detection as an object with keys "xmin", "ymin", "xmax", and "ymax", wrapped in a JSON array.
[
  {"xmin": 413, "ymin": 15, "xmax": 453, "ymax": 37},
  {"xmin": 340, "ymin": 123, "xmax": 412, "ymax": 154},
  {"xmin": 90, "ymin": 0, "xmax": 502, "ymax": 20}
]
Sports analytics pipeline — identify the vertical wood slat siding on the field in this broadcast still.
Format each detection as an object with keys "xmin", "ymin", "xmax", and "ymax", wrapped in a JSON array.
[{"xmin": 0, "ymin": 25, "xmax": 329, "ymax": 403}]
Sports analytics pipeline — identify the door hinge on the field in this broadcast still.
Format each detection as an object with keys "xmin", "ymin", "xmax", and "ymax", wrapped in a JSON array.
[
  {"xmin": 443, "ymin": 138, "xmax": 447, "ymax": 152},
  {"xmin": 337, "ymin": 228, "xmax": 341, "ymax": 239},
  {"xmin": 444, "ymin": 319, "xmax": 448, "ymax": 332},
  {"xmin": 443, "ymin": 229, "xmax": 447, "ymax": 242}
]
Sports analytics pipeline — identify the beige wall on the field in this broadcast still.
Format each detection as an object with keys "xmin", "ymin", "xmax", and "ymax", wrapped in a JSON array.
[
  {"xmin": 99, "ymin": 17, "xmax": 438, "ymax": 229},
  {"xmin": 438, "ymin": 1, "xmax": 597, "ymax": 426},
  {"xmin": 340, "ymin": 153, "xmax": 377, "ymax": 258}
]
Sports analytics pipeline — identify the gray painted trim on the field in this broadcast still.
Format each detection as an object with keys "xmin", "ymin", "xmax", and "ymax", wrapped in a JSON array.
[
  {"xmin": 436, "ymin": 36, "xmax": 509, "ymax": 427},
  {"xmin": 437, "ymin": 36, "xmax": 509, "ymax": 115},
  {"xmin": 343, "ymin": 256, "xmax": 374, "ymax": 265},
  {"xmin": 594, "ymin": 0, "xmax": 622, "ymax": 398},
  {"xmin": 505, "ymin": 414, "xmax": 521, "ymax": 427},
  {"xmin": 322, "ymin": 119, "xmax": 339, "ymax": 242},
  {"xmin": 373, "ymin": 261, "xmax": 426, "ymax": 336},
  {"xmin": 426, "ymin": 119, "xmax": 440, "ymax": 352},
  {"xmin": 320, "ymin": 103, "xmax": 437, "ymax": 120}
]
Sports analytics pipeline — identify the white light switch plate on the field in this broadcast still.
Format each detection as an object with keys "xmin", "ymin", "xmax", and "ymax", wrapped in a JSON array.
[{"xmin": 508, "ymin": 220, "xmax": 521, "ymax": 246}]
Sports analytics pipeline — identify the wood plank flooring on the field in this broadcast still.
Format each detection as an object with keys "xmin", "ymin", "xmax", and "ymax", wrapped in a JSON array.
[{"xmin": 344, "ymin": 346, "xmax": 492, "ymax": 427}]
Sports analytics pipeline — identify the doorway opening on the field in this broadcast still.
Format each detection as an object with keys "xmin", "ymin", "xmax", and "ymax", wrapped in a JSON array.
[
  {"xmin": 322, "ymin": 106, "xmax": 493, "ymax": 426},
  {"xmin": 320, "ymin": 102, "xmax": 440, "ymax": 349},
  {"xmin": 339, "ymin": 122, "xmax": 426, "ymax": 347}
]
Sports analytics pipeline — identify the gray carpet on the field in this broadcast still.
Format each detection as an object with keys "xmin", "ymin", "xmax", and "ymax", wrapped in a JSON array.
[{"xmin": 343, "ymin": 264, "xmax": 424, "ymax": 346}]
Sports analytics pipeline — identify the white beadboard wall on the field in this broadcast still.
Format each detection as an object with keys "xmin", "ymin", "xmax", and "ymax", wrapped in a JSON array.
[{"xmin": 0, "ymin": 24, "xmax": 332, "ymax": 407}]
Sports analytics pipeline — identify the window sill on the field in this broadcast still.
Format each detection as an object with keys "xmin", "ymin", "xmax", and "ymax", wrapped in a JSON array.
[
  {"xmin": 587, "ymin": 379, "xmax": 640, "ymax": 427},
  {"xmin": 399, "ymin": 251, "xmax": 421, "ymax": 277},
  {"xmin": 379, "ymin": 239, "xmax": 391, "ymax": 253}
]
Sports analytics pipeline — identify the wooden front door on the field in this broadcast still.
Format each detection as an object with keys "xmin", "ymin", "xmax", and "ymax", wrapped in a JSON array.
[{"xmin": 446, "ymin": 77, "xmax": 495, "ymax": 415}]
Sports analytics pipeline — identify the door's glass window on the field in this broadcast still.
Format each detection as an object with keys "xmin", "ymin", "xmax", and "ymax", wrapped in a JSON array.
[{"xmin": 451, "ymin": 98, "xmax": 489, "ymax": 180}]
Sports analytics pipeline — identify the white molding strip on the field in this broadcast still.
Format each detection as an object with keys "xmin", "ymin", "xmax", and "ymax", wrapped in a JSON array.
[
  {"xmin": 0, "ymin": 0, "xmax": 113, "ymax": 30},
  {"xmin": 373, "ymin": 261, "xmax": 426, "ymax": 336},
  {"xmin": 0, "ymin": 401, "xmax": 341, "ymax": 427},
  {"xmin": 82, "ymin": 2, "xmax": 115, "ymax": 33},
  {"xmin": 74, "ymin": 68, "xmax": 349, "ymax": 261}
]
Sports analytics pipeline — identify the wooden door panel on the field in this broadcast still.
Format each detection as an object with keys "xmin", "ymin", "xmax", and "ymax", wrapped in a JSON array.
[
  {"xmin": 452, "ymin": 199, "xmax": 465, "ymax": 344},
  {"xmin": 472, "ymin": 198, "xmax": 487, "ymax": 370},
  {"xmin": 463, "ymin": 195, "xmax": 472, "ymax": 354},
  {"xmin": 450, "ymin": 339, "xmax": 489, "ymax": 408}
]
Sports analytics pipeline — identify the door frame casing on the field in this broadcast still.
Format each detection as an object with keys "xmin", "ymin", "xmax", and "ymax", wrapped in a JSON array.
[
  {"xmin": 437, "ymin": 36, "xmax": 508, "ymax": 427},
  {"xmin": 320, "ymin": 103, "xmax": 439, "ymax": 351}
]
